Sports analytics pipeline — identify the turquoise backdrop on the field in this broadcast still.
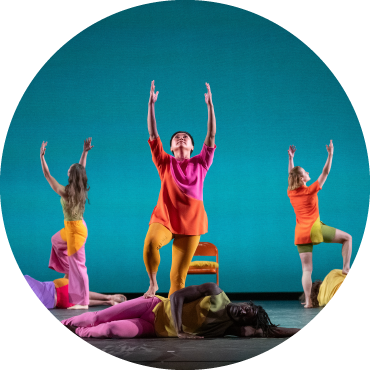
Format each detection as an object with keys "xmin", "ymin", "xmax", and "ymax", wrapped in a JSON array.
[{"xmin": 1, "ymin": 1, "xmax": 369, "ymax": 293}]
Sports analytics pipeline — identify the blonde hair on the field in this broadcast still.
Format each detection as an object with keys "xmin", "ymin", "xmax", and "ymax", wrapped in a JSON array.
[
  {"xmin": 288, "ymin": 166, "xmax": 304, "ymax": 191},
  {"xmin": 64, "ymin": 163, "xmax": 90, "ymax": 217}
]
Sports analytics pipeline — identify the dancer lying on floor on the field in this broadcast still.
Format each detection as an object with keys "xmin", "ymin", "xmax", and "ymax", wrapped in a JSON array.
[
  {"xmin": 41, "ymin": 138, "xmax": 93, "ymax": 309},
  {"xmin": 299, "ymin": 269, "xmax": 347, "ymax": 308},
  {"xmin": 25, "ymin": 275, "xmax": 126, "ymax": 309},
  {"xmin": 287, "ymin": 141, "xmax": 352, "ymax": 308},
  {"xmin": 144, "ymin": 81, "xmax": 217, "ymax": 298},
  {"xmin": 62, "ymin": 283, "xmax": 300, "ymax": 339}
]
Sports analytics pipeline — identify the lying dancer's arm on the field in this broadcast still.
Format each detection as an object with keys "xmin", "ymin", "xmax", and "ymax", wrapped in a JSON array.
[
  {"xmin": 204, "ymin": 82, "xmax": 216, "ymax": 148},
  {"xmin": 79, "ymin": 137, "xmax": 93, "ymax": 168},
  {"xmin": 40, "ymin": 141, "xmax": 67, "ymax": 198},
  {"xmin": 148, "ymin": 80, "xmax": 159, "ymax": 141},
  {"xmin": 225, "ymin": 325, "xmax": 300, "ymax": 338},
  {"xmin": 288, "ymin": 145, "xmax": 296, "ymax": 173},
  {"xmin": 317, "ymin": 140, "xmax": 334, "ymax": 188},
  {"xmin": 170, "ymin": 283, "xmax": 222, "ymax": 339}
]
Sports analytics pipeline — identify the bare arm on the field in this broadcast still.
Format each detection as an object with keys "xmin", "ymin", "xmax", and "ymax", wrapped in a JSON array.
[
  {"xmin": 318, "ymin": 140, "xmax": 334, "ymax": 188},
  {"xmin": 79, "ymin": 137, "xmax": 94, "ymax": 168},
  {"xmin": 170, "ymin": 283, "xmax": 222, "ymax": 339},
  {"xmin": 288, "ymin": 145, "xmax": 296, "ymax": 173},
  {"xmin": 204, "ymin": 82, "xmax": 216, "ymax": 148},
  {"xmin": 225, "ymin": 325, "xmax": 300, "ymax": 338},
  {"xmin": 148, "ymin": 80, "xmax": 159, "ymax": 140},
  {"xmin": 40, "ymin": 141, "xmax": 66, "ymax": 198}
]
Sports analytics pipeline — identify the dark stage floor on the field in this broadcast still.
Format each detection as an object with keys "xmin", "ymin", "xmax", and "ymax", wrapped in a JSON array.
[{"xmin": 51, "ymin": 300, "xmax": 322, "ymax": 369}]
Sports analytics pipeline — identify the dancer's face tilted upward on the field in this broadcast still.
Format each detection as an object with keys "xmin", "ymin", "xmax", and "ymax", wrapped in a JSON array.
[
  {"xmin": 300, "ymin": 168, "xmax": 311, "ymax": 184},
  {"xmin": 170, "ymin": 132, "xmax": 194, "ymax": 157},
  {"xmin": 226, "ymin": 303, "xmax": 258, "ymax": 326}
]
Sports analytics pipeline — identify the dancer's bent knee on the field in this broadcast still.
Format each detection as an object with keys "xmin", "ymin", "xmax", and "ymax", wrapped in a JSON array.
[{"xmin": 143, "ymin": 223, "xmax": 172, "ymax": 273}]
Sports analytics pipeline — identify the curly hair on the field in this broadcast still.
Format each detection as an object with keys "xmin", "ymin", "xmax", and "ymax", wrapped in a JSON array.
[
  {"xmin": 288, "ymin": 166, "xmax": 304, "ymax": 191},
  {"xmin": 249, "ymin": 301, "xmax": 279, "ymax": 337},
  {"xmin": 299, "ymin": 280, "xmax": 323, "ymax": 308},
  {"xmin": 64, "ymin": 163, "xmax": 90, "ymax": 218},
  {"xmin": 236, "ymin": 301, "xmax": 279, "ymax": 337}
]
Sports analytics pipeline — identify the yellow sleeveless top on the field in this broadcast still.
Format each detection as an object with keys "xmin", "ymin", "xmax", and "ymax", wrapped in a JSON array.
[{"xmin": 60, "ymin": 197, "xmax": 83, "ymax": 221}]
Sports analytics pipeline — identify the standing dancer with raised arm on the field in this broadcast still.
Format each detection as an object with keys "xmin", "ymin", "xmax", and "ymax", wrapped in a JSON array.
[
  {"xmin": 41, "ymin": 138, "xmax": 93, "ymax": 309},
  {"xmin": 144, "ymin": 80, "xmax": 216, "ymax": 298},
  {"xmin": 287, "ymin": 141, "xmax": 352, "ymax": 308}
]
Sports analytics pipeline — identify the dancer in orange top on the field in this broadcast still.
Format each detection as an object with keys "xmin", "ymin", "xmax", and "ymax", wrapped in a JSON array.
[
  {"xmin": 287, "ymin": 141, "xmax": 352, "ymax": 308},
  {"xmin": 143, "ymin": 81, "xmax": 216, "ymax": 298}
]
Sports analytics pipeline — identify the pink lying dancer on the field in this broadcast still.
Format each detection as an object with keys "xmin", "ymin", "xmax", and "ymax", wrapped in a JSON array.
[
  {"xmin": 40, "ymin": 138, "xmax": 93, "ymax": 309},
  {"xmin": 62, "ymin": 283, "xmax": 300, "ymax": 339},
  {"xmin": 24, "ymin": 275, "xmax": 126, "ymax": 309}
]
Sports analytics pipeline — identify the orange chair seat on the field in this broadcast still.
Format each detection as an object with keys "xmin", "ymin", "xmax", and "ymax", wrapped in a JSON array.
[
  {"xmin": 188, "ymin": 267, "xmax": 217, "ymax": 274},
  {"xmin": 187, "ymin": 242, "xmax": 219, "ymax": 285}
]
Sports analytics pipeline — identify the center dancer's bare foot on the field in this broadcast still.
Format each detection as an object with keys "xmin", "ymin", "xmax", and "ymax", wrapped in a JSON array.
[
  {"xmin": 342, "ymin": 267, "xmax": 350, "ymax": 275},
  {"xmin": 144, "ymin": 284, "xmax": 158, "ymax": 299},
  {"xmin": 67, "ymin": 305, "xmax": 88, "ymax": 310}
]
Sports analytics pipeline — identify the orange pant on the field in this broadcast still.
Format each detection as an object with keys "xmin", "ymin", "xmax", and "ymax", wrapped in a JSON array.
[{"xmin": 143, "ymin": 223, "xmax": 200, "ymax": 296}]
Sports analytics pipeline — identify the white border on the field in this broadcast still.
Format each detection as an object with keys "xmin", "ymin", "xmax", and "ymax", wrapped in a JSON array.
[{"xmin": 1, "ymin": 1, "xmax": 369, "ymax": 369}]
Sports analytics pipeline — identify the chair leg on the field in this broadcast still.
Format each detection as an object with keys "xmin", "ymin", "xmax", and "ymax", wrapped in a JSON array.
[{"xmin": 216, "ymin": 270, "xmax": 219, "ymax": 286}]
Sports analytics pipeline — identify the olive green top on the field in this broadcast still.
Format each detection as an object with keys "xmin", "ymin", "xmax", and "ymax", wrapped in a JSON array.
[
  {"xmin": 60, "ymin": 197, "xmax": 83, "ymax": 221},
  {"xmin": 153, "ymin": 291, "xmax": 233, "ymax": 338}
]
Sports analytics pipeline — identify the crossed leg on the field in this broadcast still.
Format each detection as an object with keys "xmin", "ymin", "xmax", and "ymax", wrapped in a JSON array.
[
  {"xmin": 330, "ymin": 229, "xmax": 352, "ymax": 275},
  {"xmin": 62, "ymin": 296, "xmax": 160, "ymax": 338}
]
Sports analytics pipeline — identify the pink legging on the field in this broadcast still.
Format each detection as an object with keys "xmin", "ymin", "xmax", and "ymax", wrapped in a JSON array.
[{"xmin": 61, "ymin": 296, "xmax": 161, "ymax": 338}]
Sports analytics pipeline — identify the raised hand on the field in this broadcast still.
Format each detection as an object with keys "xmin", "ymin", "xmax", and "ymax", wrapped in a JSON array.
[
  {"xmin": 326, "ymin": 140, "xmax": 334, "ymax": 155},
  {"xmin": 288, "ymin": 145, "xmax": 296, "ymax": 158},
  {"xmin": 83, "ymin": 137, "xmax": 94, "ymax": 152},
  {"xmin": 204, "ymin": 82, "xmax": 213, "ymax": 106},
  {"xmin": 40, "ymin": 141, "xmax": 48, "ymax": 157},
  {"xmin": 149, "ymin": 80, "xmax": 159, "ymax": 104}
]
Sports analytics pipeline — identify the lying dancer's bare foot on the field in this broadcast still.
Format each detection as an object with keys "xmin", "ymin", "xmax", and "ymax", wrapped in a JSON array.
[
  {"xmin": 144, "ymin": 284, "xmax": 158, "ymax": 299},
  {"xmin": 103, "ymin": 294, "xmax": 128, "ymax": 306},
  {"xmin": 112, "ymin": 294, "xmax": 127, "ymax": 303},
  {"xmin": 67, "ymin": 305, "xmax": 88, "ymax": 310}
]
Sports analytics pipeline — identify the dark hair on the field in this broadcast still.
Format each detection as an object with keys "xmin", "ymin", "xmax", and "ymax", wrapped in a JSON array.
[
  {"xmin": 64, "ymin": 163, "xmax": 90, "ymax": 217},
  {"xmin": 299, "ymin": 280, "xmax": 323, "ymax": 308},
  {"xmin": 248, "ymin": 301, "xmax": 279, "ymax": 337},
  {"xmin": 236, "ymin": 301, "xmax": 278, "ymax": 337},
  {"xmin": 170, "ymin": 131, "xmax": 194, "ymax": 155}
]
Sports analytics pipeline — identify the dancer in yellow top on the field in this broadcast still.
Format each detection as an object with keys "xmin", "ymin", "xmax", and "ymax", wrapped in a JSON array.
[{"xmin": 299, "ymin": 269, "xmax": 346, "ymax": 307}]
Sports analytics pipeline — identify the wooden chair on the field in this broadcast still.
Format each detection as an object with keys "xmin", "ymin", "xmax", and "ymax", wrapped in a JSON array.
[{"xmin": 187, "ymin": 242, "xmax": 219, "ymax": 285}]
